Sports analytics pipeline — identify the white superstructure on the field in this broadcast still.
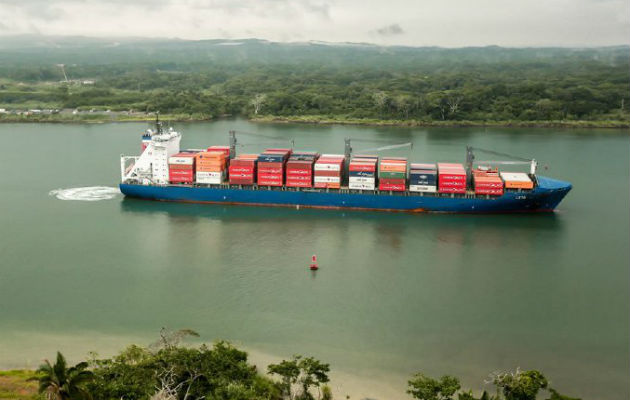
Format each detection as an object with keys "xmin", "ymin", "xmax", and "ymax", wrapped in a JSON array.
[{"xmin": 120, "ymin": 123, "xmax": 181, "ymax": 185}]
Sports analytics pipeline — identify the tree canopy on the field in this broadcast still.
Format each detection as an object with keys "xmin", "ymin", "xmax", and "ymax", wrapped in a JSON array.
[{"xmin": 0, "ymin": 39, "xmax": 628, "ymax": 125}]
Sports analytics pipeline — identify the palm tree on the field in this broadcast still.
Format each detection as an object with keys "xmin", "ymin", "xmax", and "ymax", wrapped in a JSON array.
[{"xmin": 30, "ymin": 352, "xmax": 94, "ymax": 400}]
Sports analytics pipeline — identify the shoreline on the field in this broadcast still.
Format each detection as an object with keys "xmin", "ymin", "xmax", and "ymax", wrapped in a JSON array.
[
  {"xmin": 250, "ymin": 115, "xmax": 630, "ymax": 129},
  {"xmin": 0, "ymin": 114, "xmax": 628, "ymax": 129}
]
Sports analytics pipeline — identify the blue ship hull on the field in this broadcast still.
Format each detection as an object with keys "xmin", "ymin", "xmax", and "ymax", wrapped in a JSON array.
[{"xmin": 119, "ymin": 176, "xmax": 571, "ymax": 213}]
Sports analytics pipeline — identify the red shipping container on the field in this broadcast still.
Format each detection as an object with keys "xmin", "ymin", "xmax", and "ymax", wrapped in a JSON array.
[
  {"xmin": 287, "ymin": 160, "xmax": 313, "ymax": 168},
  {"xmin": 475, "ymin": 188, "xmax": 504, "ymax": 195},
  {"xmin": 231, "ymin": 159, "xmax": 256, "ymax": 166},
  {"xmin": 229, "ymin": 166, "xmax": 255, "ymax": 174},
  {"xmin": 230, "ymin": 172, "xmax": 255, "ymax": 178},
  {"xmin": 286, "ymin": 174, "xmax": 311, "ymax": 180},
  {"xmin": 169, "ymin": 172, "xmax": 194, "ymax": 183},
  {"xmin": 230, "ymin": 178, "xmax": 255, "ymax": 185},
  {"xmin": 379, "ymin": 183, "xmax": 406, "ymax": 191},
  {"xmin": 286, "ymin": 180, "xmax": 312, "ymax": 188},
  {"xmin": 439, "ymin": 174, "xmax": 466, "ymax": 181},
  {"xmin": 207, "ymin": 146, "xmax": 230, "ymax": 157},
  {"xmin": 286, "ymin": 177, "xmax": 311, "ymax": 182},
  {"xmin": 169, "ymin": 164, "xmax": 195, "ymax": 171},
  {"xmin": 439, "ymin": 182, "xmax": 466, "ymax": 188},
  {"xmin": 379, "ymin": 178, "xmax": 406, "ymax": 185},
  {"xmin": 475, "ymin": 183, "xmax": 503, "ymax": 189},
  {"xmin": 286, "ymin": 170, "xmax": 312, "ymax": 177},
  {"xmin": 258, "ymin": 161, "xmax": 284, "ymax": 168},
  {"xmin": 257, "ymin": 172, "xmax": 283, "ymax": 180},
  {"xmin": 438, "ymin": 187, "xmax": 466, "ymax": 194},
  {"xmin": 475, "ymin": 177, "xmax": 503, "ymax": 188},
  {"xmin": 349, "ymin": 163, "xmax": 377, "ymax": 172},
  {"xmin": 169, "ymin": 170, "xmax": 194, "ymax": 176},
  {"xmin": 258, "ymin": 167, "xmax": 283, "ymax": 174},
  {"xmin": 258, "ymin": 180, "xmax": 283, "ymax": 186},
  {"xmin": 314, "ymin": 170, "xmax": 342, "ymax": 177}
]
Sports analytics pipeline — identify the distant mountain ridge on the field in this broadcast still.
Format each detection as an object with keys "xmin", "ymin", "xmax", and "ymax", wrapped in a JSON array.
[{"xmin": 0, "ymin": 34, "xmax": 628, "ymax": 68}]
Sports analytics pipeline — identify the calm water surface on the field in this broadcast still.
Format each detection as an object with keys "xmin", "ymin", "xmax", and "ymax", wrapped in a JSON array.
[{"xmin": 0, "ymin": 120, "xmax": 628, "ymax": 399}]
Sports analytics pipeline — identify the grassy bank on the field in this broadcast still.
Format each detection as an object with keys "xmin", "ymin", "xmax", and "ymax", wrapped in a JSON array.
[
  {"xmin": 0, "ymin": 370, "xmax": 39, "ymax": 400},
  {"xmin": 0, "ymin": 113, "xmax": 213, "ymax": 124},
  {"xmin": 2, "ymin": 113, "xmax": 628, "ymax": 129},
  {"xmin": 251, "ymin": 115, "xmax": 630, "ymax": 129}
]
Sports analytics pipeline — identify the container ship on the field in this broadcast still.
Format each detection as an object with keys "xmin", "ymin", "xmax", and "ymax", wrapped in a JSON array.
[{"xmin": 119, "ymin": 121, "xmax": 572, "ymax": 213}]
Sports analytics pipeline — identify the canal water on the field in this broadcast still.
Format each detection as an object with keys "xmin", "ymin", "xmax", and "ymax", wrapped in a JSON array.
[{"xmin": 0, "ymin": 120, "xmax": 628, "ymax": 399}]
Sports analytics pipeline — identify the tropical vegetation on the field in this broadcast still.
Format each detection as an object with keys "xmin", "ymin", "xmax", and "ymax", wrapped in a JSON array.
[
  {"xmin": 0, "ymin": 330, "xmax": 586, "ymax": 400},
  {"xmin": 0, "ymin": 36, "xmax": 628, "ymax": 127}
]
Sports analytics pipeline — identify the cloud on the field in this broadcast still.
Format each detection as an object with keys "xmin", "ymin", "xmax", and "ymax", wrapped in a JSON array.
[
  {"xmin": 372, "ymin": 23, "xmax": 405, "ymax": 37},
  {"xmin": 0, "ymin": 0, "xmax": 628, "ymax": 46}
]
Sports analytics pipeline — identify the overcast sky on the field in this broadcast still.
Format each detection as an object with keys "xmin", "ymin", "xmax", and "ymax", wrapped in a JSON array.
[{"xmin": 0, "ymin": 0, "xmax": 628, "ymax": 47}]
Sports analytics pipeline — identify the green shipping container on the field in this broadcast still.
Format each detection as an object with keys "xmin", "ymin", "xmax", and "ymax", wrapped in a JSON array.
[{"xmin": 379, "ymin": 171, "xmax": 406, "ymax": 179}]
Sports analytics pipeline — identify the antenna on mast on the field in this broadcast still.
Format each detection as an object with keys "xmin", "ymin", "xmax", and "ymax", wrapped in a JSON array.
[
  {"xmin": 229, "ymin": 130, "xmax": 237, "ymax": 160},
  {"xmin": 155, "ymin": 112, "xmax": 163, "ymax": 135}
]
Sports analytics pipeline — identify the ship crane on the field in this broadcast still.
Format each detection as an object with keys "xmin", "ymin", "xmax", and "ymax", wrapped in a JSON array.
[
  {"xmin": 465, "ymin": 146, "xmax": 538, "ymax": 184},
  {"xmin": 229, "ymin": 130, "xmax": 294, "ymax": 159},
  {"xmin": 343, "ymin": 138, "xmax": 413, "ymax": 176},
  {"xmin": 344, "ymin": 137, "xmax": 413, "ymax": 159}
]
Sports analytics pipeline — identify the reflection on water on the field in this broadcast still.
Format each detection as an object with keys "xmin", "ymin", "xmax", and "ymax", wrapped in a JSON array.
[{"xmin": 120, "ymin": 197, "xmax": 565, "ymax": 252}]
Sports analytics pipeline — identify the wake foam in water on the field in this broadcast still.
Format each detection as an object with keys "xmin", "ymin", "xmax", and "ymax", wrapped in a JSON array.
[{"xmin": 49, "ymin": 186, "xmax": 121, "ymax": 201}]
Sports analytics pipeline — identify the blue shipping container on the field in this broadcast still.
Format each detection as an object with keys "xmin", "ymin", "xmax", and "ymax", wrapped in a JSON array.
[{"xmin": 258, "ymin": 154, "xmax": 286, "ymax": 162}]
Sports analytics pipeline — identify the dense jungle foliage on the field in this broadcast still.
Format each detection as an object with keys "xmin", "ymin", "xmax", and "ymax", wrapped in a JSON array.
[{"xmin": 0, "ymin": 36, "xmax": 628, "ymax": 125}]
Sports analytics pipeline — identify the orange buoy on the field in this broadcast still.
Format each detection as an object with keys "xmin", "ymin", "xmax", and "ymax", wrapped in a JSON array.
[{"xmin": 309, "ymin": 254, "xmax": 318, "ymax": 270}]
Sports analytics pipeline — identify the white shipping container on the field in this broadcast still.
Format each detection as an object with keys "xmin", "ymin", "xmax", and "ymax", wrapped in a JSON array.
[
  {"xmin": 314, "ymin": 163, "xmax": 342, "ymax": 171},
  {"xmin": 349, "ymin": 176, "xmax": 376, "ymax": 184},
  {"xmin": 196, "ymin": 177, "xmax": 224, "ymax": 184},
  {"xmin": 349, "ymin": 182, "xmax": 375, "ymax": 190},
  {"xmin": 169, "ymin": 156, "xmax": 195, "ymax": 165},
  {"xmin": 320, "ymin": 154, "xmax": 345, "ymax": 158},
  {"xmin": 409, "ymin": 185, "xmax": 437, "ymax": 193},
  {"xmin": 196, "ymin": 171, "xmax": 225, "ymax": 184},
  {"xmin": 314, "ymin": 176, "xmax": 341, "ymax": 183},
  {"xmin": 499, "ymin": 172, "xmax": 531, "ymax": 182},
  {"xmin": 196, "ymin": 171, "xmax": 225, "ymax": 179}
]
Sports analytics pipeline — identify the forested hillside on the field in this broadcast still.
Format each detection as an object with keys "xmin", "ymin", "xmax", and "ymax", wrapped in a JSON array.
[{"xmin": 0, "ymin": 36, "xmax": 628, "ymax": 125}]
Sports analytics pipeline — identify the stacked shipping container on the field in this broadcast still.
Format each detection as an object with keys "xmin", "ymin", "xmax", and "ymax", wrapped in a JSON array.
[
  {"xmin": 409, "ymin": 163, "xmax": 437, "ymax": 192},
  {"xmin": 286, "ymin": 152, "xmax": 319, "ymax": 188},
  {"xmin": 314, "ymin": 154, "xmax": 345, "ymax": 189},
  {"xmin": 438, "ymin": 163, "xmax": 467, "ymax": 194},
  {"xmin": 349, "ymin": 156, "xmax": 378, "ymax": 190},
  {"xmin": 229, "ymin": 154, "xmax": 257, "ymax": 185},
  {"xmin": 378, "ymin": 157, "xmax": 407, "ymax": 191},
  {"xmin": 257, "ymin": 149, "xmax": 291, "ymax": 186},
  {"xmin": 195, "ymin": 151, "xmax": 227, "ymax": 184},
  {"xmin": 473, "ymin": 168, "xmax": 504, "ymax": 196},
  {"xmin": 164, "ymin": 140, "xmax": 534, "ymax": 199},
  {"xmin": 168, "ymin": 152, "xmax": 197, "ymax": 184}
]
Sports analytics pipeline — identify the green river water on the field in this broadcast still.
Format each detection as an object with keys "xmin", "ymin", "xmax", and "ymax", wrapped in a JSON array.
[{"xmin": 0, "ymin": 120, "xmax": 628, "ymax": 399}]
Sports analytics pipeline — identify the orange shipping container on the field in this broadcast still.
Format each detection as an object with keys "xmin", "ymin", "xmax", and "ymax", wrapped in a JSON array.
[
  {"xmin": 379, "ymin": 163, "xmax": 407, "ymax": 172},
  {"xmin": 197, "ymin": 160, "xmax": 227, "ymax": 168},
  {"xmin": 196, "ymin": 151, "xmax": 226, "ymax": 160},
  {"xmin": 500, "ymin": 172, "xmax": 534, "ymax": 189}
]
